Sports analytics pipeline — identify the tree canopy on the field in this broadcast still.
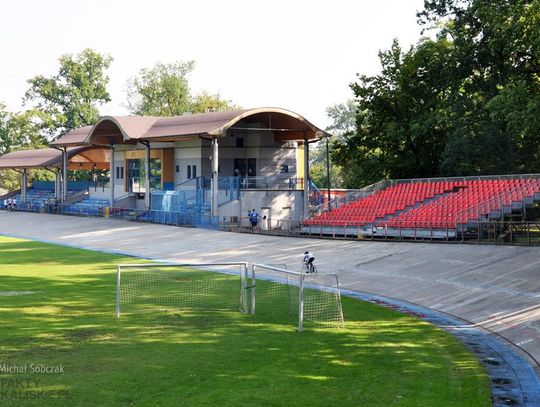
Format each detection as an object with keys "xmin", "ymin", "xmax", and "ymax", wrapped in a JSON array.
[
  {"xmin": 125, "ymin": 61, "xmax": 236, "ymax": 116},
  {"xmin": 24, "ymin": 48, "xmax": 112, "ymax": 141},
  {"xmin": 309, "ymin": 100, "xmax": 356, "ymax": 189},
  {"xmin": 333, "ymin": 0, "xmax": 540, "ymax": 187}
]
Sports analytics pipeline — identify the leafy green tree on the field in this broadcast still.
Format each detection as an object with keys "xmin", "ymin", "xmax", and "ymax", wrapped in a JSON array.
[
  {"xmin": 337, "ymin": 0, "xmax": 540, "ymax": 186},
  {"xmin": 335, "ymin": 38, "xmax": 455, "ymax": 187},
  {"xmin": 0, "ymin": 103, "xmax": 12, "ymax": 156},
  {"xmin": 325, "ymin": 99, "xmax": 357, "ymax": 136},
  {"xmin": 126, "ymin": 61, "xmax": 194, "ymax": 116},
  {"xmin": 419, "ymin": 0, "xmax": 540, "ymax": 175},
  {"xmin": 191, "ymin": 91, "xmax": 237, "ymax": 114},
  {"xmin": 125, "ymin": 61, "xmax": 236, "ymax": 116},
  {"xmin": 24, "ymin": 48, "xmax": 112, "ymax": 141},
  {"xmin": 0, "ymin": 103, "xmax": 51, "ymax": 191},
  {"xmin": 309, "ymin": 100, "xmax": 356, "ymax": 189}
]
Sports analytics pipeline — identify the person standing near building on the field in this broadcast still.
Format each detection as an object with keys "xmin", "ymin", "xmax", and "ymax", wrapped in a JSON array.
[
  {"xmin": 247, "ymin": 209, "xmax": 251, "ymax": 232},
  {"xmin": 250, "ymin": 209, "xmax": 260, "ymax": 233}
]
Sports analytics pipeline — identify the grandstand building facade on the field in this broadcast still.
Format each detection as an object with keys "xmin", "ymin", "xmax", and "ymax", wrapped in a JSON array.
[{"xmin": 0, "ymin": 108, "xmax": 328, "ymax": 228}]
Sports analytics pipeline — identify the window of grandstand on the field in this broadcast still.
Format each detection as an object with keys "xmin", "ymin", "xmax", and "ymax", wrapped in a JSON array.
[{"xmin": 187, "ymin": 165, "xmax": 197, "ymax": 179}]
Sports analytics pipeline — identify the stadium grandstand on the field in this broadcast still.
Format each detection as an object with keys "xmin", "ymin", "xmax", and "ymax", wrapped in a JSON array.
[
  {"xmin": 0, "ymin": 108, "xmax": 326, "ymax": 227},
  {"xmin": 303, "ymin": 175, "xmax": 540, "ymax": 241},
  {"xmin": 0, "ymin": 107, "xmax": 539, "ymax": 244}
]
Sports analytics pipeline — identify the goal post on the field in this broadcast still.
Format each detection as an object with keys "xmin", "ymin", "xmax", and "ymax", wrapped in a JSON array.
[
  {"xmin": 116, "ymin": 262, "xmax": 252, "ymax": 317},
  {"xmin": 251, "ymin": 263, "xmax": 344, "ymax": 332}
]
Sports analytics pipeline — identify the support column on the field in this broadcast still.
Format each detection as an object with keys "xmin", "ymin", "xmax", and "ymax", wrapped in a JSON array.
[
  {"xmin": 303, "ymin": 140, "xmax": 310, "ymax": 219},
  {"xmin": 55, "ymin": 170, "xmax": 61, "ymax": 200},
  {"xmin": 62, "ymin": 148, "xmax": 68, "ymax": 202},
  {"xmin": 211, "ymin": 137, "xmax": 219, "ymax": 217},
  {"xmin": 109, "ymin": 142, "xmax": 115, "ymax": 207},
  {"xmin": 21, "ymin": 169, "xmax": 28, "ymax": 203},
  {"xmin": 144, "ymin": 142, "xmax": 151, "ymax": 210}
]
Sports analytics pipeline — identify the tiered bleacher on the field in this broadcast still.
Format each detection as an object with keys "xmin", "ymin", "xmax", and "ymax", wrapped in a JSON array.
[
  {"xmin": 0, "ymin": 189, "xmax": 60, "ymax": 211},
  {"xmin": 306, "ymin": 182, "xmax": 450, "ymax": 226},
  {"xmin": 386, "ymin": 179, "xmax": 540, "ymax": 229},
  {"xmin": 61, "ymin": 198, "xmax": 109, "ymax": 217},
  {"xmin": 1, "ymin": 187, "xmax": 84, "ymax": 213},
  {"xmin": 304, "ymin": 178, "xmax": 540, "ymax": 235}
]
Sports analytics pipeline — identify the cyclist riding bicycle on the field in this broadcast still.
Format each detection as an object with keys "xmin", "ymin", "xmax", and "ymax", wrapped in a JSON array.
[{"xmin": 303, "ymin": 251, "xmax": 316, "ymax": 273}]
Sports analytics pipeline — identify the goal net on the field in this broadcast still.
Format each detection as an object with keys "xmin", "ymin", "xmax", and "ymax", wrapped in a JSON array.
[
  {"xmin": 251, "ymin": 264, "xmax": 344, "ymax": 332},
  {"xmin": 116, "ymin": 262, "xmax": 251, "ymax": 317}
]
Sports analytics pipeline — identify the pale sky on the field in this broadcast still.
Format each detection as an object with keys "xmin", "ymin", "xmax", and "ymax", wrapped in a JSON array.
[{"xmin": 0, "ymin": 0, "xmax": 426, "ymax": 129}]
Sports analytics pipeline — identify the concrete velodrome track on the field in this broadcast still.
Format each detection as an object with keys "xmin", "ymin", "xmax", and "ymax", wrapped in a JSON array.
[{"xmin": 1, "ymin": 211, "xmax": 540, "ymax": 404}]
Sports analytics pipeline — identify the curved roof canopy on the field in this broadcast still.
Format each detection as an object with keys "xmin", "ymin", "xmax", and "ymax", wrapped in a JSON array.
[
  {"xmin": 50, "ymin": 125, "xmax": 93, "ymax": 147},
  {"xmin": 52, "ymin": 108, "xmax": 329, "ymax": 147},
  {"xmin": 0, "ymin": 147, "xmax": 107, "ymax": 170},
  {"xmin": 1, "ymin": 108, "xmax": 328, "ymax": 170}
]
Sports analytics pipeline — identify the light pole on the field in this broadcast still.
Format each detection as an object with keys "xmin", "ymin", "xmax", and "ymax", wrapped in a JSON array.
[{"xmin": 325, "ymin": 136, "xmax": 332, "ymax": 212}]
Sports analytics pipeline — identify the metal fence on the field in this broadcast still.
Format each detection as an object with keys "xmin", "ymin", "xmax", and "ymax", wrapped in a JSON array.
[{"xmin": 3, "ymin": 201, "xmax": 540, "ymax": 246}]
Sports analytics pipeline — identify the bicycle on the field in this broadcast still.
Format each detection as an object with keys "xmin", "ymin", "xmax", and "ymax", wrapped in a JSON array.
[{"xmin": 301, "ymin": 261, "xmax": 317, "ymax": 276}]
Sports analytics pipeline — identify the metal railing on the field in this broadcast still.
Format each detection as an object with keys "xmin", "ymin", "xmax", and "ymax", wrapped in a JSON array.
[
  {"xmin": 3, "ymin": 202, "xmax": 540, "ymax": 245},
  {"xmin": 393, "ymin": 173, "xmax": 540, "ymax": 184}
]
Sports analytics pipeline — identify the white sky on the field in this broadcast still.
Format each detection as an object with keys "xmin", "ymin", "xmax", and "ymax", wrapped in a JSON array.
[{"xmin": 0, "ymin": 0, "xmax": 426, "ymax": 129}]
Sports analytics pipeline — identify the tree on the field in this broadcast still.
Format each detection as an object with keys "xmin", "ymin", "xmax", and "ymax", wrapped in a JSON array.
[
  {"xmin": 419, "ymin": 0, "xmax": 540, "ymax": 175},
  {"xmin": 125, "ymin": 61, "xmax": 236, "ymax": 116},
  {"xmin": 325, "ymin": 99, "xmax": 357, "ymax": 136},
  {"xmin": 24, "ymin": 48, "xmax": 112, "ymax": 141},
  {"xmin": 334, "ymin": 38, "xmax": 455, "ymax": 187},
  {"xmin": 0, "ymin": 103, "xmax": 51, "ymax": 191},
  {"xmin": 336, "ymin": 0, "xmax": 540, "ymax": 187},
  {"xmin": 309, "ymin": 100, "xmax": 356, "ymax": 189},
  {"xmin": 126, "ymin": 61, "xmax": 194, "ymax": 116},
  {"xmin": 0, "ymin": 103, "xmax": 12, "ymax": 156},
  {"xmin": 191, "ymin": 90, "xmax": 237, "ymax": 114}
]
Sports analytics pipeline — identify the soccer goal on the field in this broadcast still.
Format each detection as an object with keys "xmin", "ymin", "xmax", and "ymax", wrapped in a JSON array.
[
  {"xmin": 251, "ymin": 263, "xmax": 344, "ymax": 332},
  {"xmin": 116, "ymin": 262, "xmax": 252, "ymax": 317}
]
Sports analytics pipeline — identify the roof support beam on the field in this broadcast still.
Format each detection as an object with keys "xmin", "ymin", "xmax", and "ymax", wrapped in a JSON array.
[
  {"xmin": 21, "ymin": 169, "xmax": 27, "ymax": 203},
  {"xmin": 109, "ymin": 141, "xmax": 115, "ymax": 208},
  {"xmin": 211, "ymin": 137, "xmax": 219, "ymax": 218},
  {"xmin": 55, "ymin": 170, "xmax": 61, "ymax": 201},
  {"xmin": 140, "ymin": 141, "xmax": 151, "ymax": 210},
  {"xmin": 303, "ymin": 140, "xmax": 310, "ymax": 220},
  {"xmin": 62, "ymin": 147, "xmax": 68, "ymax": 202}
]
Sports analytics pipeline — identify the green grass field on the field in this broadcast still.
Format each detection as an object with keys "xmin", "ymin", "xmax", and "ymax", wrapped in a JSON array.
[{"xmin": 0, "ymin": 236, "xmax": 490, "ymax": 406}]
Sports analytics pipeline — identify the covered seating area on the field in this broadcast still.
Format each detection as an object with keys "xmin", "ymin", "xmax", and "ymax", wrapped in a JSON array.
[
  {"xmin": 0, "ymin": 145, "xmax": 109, "ymax": 208},
  {"xmin": 0, "ymin": 108, "xmax": 329, "ymax": 221}
]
